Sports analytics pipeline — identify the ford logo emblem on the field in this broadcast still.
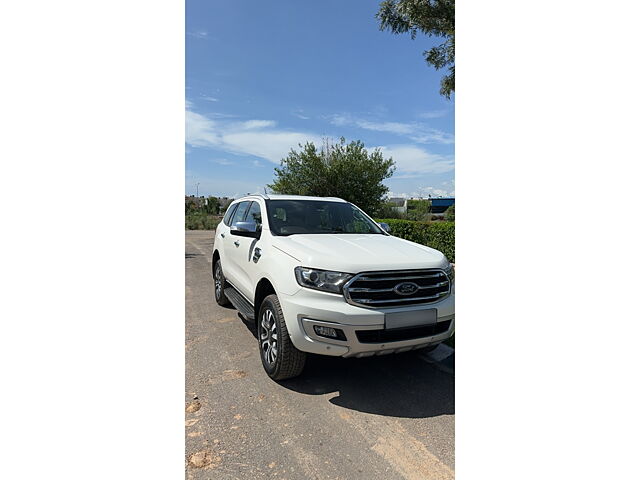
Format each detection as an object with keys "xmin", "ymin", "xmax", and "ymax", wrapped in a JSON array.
[{"xmin": 393, "ymin": 282, "xmax": 419, "ymax": 296}]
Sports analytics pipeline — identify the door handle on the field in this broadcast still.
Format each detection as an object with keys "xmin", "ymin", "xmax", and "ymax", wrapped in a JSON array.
[
  {"xmin": 221, "ymin": 233, "xmax": 225, "ymax": 238},
  {"xmin": 234, "ymin": 240, "xmax": 240, "ymax": 247}
]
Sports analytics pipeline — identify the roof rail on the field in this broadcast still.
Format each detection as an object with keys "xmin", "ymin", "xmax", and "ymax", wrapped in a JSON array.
[{"xmin": 242, "ymin": 193, "xmax": 270, "ymax": 200}]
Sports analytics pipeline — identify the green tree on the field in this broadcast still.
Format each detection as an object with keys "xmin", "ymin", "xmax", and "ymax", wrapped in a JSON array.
[
  {"xmin": 377, "ymin": 0, "xmax": 455, "ymax": 98},
  {"xmin": 269, "ymin": 138, "xmax": 396, "ymax": 215},
  {"xmin": 185, "ymin": 197, "xmax": 198, "ymax": 215},
  {"xmin": 406, "ymin": 199, "xmax": 431, "ymax": 221},
  {"xmin": 444, "ymin": 204, "xmax": 455, "ymax": 221},
  {"xmin": 203, "ymin": 196, "xmax": 220, "ymax": 215},
  {"xmin": 377, "ymin": 201, "xmax": 407, "ymax": 219}
]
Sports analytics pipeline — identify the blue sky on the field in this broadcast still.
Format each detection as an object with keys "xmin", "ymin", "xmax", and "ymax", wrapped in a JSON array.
[{"xmin": 186, "ymin": 0, "xmax": 454, "ymax": 200}]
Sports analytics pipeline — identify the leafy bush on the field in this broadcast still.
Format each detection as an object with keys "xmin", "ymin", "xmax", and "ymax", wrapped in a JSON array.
[
  {"xmin": 444, "ymin": 204, "xmax": 455, "ymax": 222},
  {"xmin": 405, "ymin": 199, "xmax": 431, "ymax": 221},
  {"xmin": 375, "ymin": 202, "xmax": 406, "ymax": 219},
  {"xmin": 426, "ymin": 222, "xmax": 455, "ymax": 263},
  {"xmin": 185, "ymin": 213, "xmax": 220, "ymax": 230},
  {"xmin": 185, "ymin": 198, "xmax": 198, "ymax": 215},
  {"xmin": 202, "ymin": 196, "xmax": 220, "ymax": 215},
  {"xmin": 376, "ymin": 219, "xmax": 455, "ymax": 262}
]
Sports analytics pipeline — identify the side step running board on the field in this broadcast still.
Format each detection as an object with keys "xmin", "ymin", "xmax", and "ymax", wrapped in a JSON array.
[{"xmin": 224, "ymin": 286, "xmax": 255, "ymax": 321}]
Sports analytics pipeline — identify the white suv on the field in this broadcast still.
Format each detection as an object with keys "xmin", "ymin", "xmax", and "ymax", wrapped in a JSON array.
[{"xmin": 212, "ymin": 194, "xmax": 454, "ymax": 380}]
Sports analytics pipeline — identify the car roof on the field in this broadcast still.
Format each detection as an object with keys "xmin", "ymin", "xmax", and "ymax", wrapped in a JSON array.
[{"xmin": 232, "ymin": 194, "xmax": 347, "ymax": 203}]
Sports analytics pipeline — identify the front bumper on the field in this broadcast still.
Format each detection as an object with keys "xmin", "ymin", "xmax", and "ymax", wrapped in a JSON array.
[{"xmin": 278, "ymin": 286, "xmax": 455, "ymax": 358}]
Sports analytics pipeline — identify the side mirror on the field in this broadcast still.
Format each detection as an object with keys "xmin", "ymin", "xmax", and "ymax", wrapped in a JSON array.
[
  {"xmin": 231, "ymin": 221, "xmax": 260, "ymax": 238},
  {"xmin": 378, "ymin": 222, "xmax": 391, "ymax": 233}
]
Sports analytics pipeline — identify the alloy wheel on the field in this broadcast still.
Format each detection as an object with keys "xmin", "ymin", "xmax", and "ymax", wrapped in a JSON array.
[
  {"xmin": 214, "ymin": 264, "xmax": 222, "ymax": 299},
  {"xmin": 260, "ymin": 309, "xmax": 278, "ymax": 366}
]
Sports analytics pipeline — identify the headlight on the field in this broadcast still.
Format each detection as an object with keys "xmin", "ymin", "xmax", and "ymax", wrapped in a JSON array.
[
  {"xmin": 443, "ymin": 262, "xmax": 455, "ymax": 283},
  {"xmin": 294, "ymin": 267, "xmax": 353, "ymax": 294}
]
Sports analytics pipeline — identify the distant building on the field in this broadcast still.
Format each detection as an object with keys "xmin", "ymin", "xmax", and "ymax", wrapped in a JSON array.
[
  {"xmin": 385, "ymin": 196, "xmax": 454, "ymax": 218},
  {"xmin": 185, "ymin": 195, "xmax": 205, "ymax": 208},
  {"xmin": 430, "ymin": 197, "xmax": 455, "ymax": 214},
  {"xmin": 217, "ymin": 197, "xmax": 234, "ymax": 209},
  {"xmin": 185, "ymin": 196, "xmax": 235, "ymax": 208},
  {"xmin": 388, "ymin": 197, "xmax": 408, "ymax": 214}
]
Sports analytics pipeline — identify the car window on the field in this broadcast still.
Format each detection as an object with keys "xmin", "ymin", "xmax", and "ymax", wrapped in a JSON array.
[
  {"xmin": 222, "ymin": 203, "xmax": 238, "ymax": 226},
  {"xmin": 230, "ymin": 201, "xmax": 251, "ymax": 226},
  {"xmin": 273, "ymin": 207, "xmax": 287, "ymax": 221},
  {"xmin": 265, "ymin": 200, "xmax": 384, "ymax": 236},
  {"xmin": 246, "ymin": 201, "xmax": 262, "ymax": 229}
]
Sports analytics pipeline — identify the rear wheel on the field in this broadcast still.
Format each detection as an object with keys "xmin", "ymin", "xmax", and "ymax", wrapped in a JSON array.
[
  {"xmin": 258, "ymin": 294, "xmax": 306, "ymax": 380},
  {"xmin": 213, "ymin": 259, "xmax": 230, "ymax": 306}
]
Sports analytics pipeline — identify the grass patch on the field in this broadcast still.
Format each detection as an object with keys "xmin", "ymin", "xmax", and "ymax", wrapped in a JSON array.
[{"xmin": 186, "ymin": 213, "xmax": 221, "ymax": 230}]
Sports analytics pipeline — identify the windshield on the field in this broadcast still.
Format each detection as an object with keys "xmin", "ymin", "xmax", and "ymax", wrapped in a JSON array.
[{"xmin": 265, "ymin": 200, "xmax": 384, "ymax": 236}]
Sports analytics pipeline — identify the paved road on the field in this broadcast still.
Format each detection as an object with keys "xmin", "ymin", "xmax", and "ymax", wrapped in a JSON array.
[{"xmin": 185, "ymin": 230, "xmax": 454, "ymax": 480}]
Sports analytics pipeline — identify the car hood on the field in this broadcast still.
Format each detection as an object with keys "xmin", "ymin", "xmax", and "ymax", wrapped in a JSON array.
[{"xmin": 271, "ymin": 234, "xmax": 448, "ymax": 273}]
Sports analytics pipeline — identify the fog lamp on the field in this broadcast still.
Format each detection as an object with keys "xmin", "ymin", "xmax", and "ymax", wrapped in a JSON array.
[{"xmin": 314, "ymin": 325, "xmax": 338, "ymax": 338}]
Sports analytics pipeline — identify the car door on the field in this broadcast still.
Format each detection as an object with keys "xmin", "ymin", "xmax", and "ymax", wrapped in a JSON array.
[
  {"xmin": 222, "ymin": 200, "xmax": 251, "ymax": 288},
  {"xmin": 215, "ymin": 201, "xmax": 237, "ymax": 261},
  {"xmin": 227, "ymin": 200, "xmax": 263, "ymax": 300}
]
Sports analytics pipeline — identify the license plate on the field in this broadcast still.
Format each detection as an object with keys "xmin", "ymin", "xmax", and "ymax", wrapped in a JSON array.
[{"xmin": 385, "ymin": 308, "xmax": 437, "ymax": 330}]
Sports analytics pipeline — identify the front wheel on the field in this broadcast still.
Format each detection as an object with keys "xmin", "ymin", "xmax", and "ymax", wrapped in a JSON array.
[
  {"xmin": 258, "ymin": 294, "xmax": 306, "ymax": 380},
  {"xmin": 213, "ymin": 259, "xmax": 230, "ymax": 306}
]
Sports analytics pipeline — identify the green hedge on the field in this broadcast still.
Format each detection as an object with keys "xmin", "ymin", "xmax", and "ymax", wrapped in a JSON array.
[
  {"xmin": 185, "ymin": 213, "xmax": 221, "ymax": 230},
  {"xmin": 376, "ymin": 219, "xmax": 455, "ymax": 262}
]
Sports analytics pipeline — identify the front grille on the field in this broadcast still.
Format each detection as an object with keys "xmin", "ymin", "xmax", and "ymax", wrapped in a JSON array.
[
  {"xmin": 356, "ymin": 320, "xmax": 452, "ymax": 343},
  {"xmin": 344, "ymin": 269, "xmax": 451, "ymax": 308}
]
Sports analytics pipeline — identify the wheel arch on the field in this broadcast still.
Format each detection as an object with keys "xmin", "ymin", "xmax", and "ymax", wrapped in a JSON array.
[
  {"xmin": 212, "ymin": 249, "xmax": 220, "ymax": 275},
  {"xmin": 254, "ymin": 277, "xmax": 276, "ymax": 324}
]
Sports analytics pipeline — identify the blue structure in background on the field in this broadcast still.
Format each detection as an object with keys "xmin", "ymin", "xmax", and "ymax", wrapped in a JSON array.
[{"xmin": 430, "ymin": 197, "xmax": 455, "ymax": 214}]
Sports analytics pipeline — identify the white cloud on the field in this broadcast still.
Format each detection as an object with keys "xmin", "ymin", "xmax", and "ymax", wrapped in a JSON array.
[
  {"xmin": 292, "ymin": 110, "xmax": 310, "ymax": 120},
  {"xmin": 387, "ymin": 192, "xmax": 409, "ymax": 199},
  {"xmin": 237, "ymin": 120, "xmax": 276, "ymax": 130},
  {"xmin": 221, "ymin": 130, "xmax": 320, "ymax": 163},
  {"xmin": 186, "ymin": 105, "xmax": 323, "ymax": 163},
  {"xmin": 377, "ymin": 144, "xmax": 454, "ymax": 175},
  {"xmin": 418, "ymin": 110, "xmax": 449, "ymax": 119},
  {"xmin": 201, "ymin": 95, "xmax": 218, "ymax": 102},
  {"xmin": 186, "ymin": 110, "xmax": 219, "ymax": 147},
  {"xmin": 355, "ymin": 119, "xmax": 415, "ymax": 135},
  {"xmin": 388, "ymin": 185, "xmax": 455, "ymax": 199},
  {"xmin": 212, "ymin": 158, "xmax": 234, "ymax": 166},
  {"xmin": 186, "ymin": 107, "xmax": 454, "ymax": 175},
  {"xmin": 409, "ymin": 130, "xmax": 454, "ymax": 144},
  {"xmin": 415, "ymin": 186, "xmax": 455, "ymax": 197},
  {"xmin": 328, "ymin": 114, "xmax": 453, "ymax": 144},
  {"xmin": 187, "ymin": 30, "xmax": 208, "ymax": 39}
]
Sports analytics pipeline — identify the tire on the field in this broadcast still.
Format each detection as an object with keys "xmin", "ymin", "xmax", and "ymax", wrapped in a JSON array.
[
  {"xmin": 258, "ymin": 294, "xmax": 306, "ymax": 380},
  {"xmin": 213, "ymin": 259, "xmax": 231, "ymax": 306}
]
